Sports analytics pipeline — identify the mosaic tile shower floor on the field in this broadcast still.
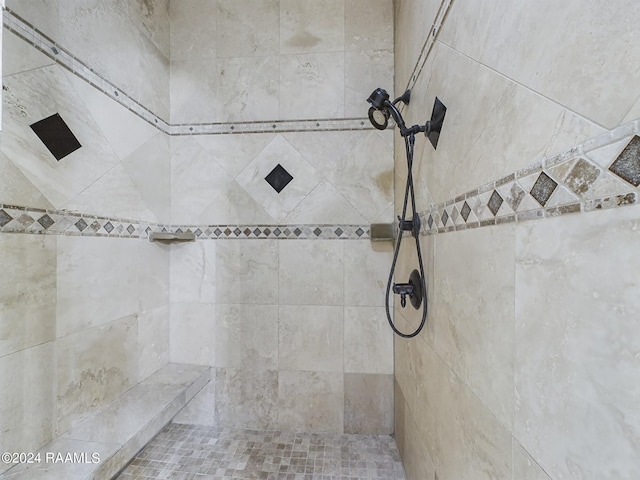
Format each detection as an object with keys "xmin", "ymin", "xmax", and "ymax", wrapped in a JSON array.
[{"xmin": 115, "ymin": 423, "xmax": 407, "ymax": 480}]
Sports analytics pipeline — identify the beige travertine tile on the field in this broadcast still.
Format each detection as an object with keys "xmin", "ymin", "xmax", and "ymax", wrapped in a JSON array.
[
  {"xmin": 279, "ymin": 53, "xmax": 345, "ymax": 120},
  {"xmin": 170, "ymin": 241, "xmax": 216, "ymax": 304},
  {"xmin": 441, "ymin": 0, "xmax": 640, "ymax": 128},
  {"xmin": 401, "ymin": 402, "xmax": 436, "ymax": 480},
  {"xmin": 56, "ymin": 315, "xmax": 138, "ymax": 435},
  {"xmin": 0, "ymin": 234, "xmax": 56, "ymax": 357},
  {"xmin": 216, "ymin": 0, "xmax": 279, "ymax": 58},
  {"xmin": 215, "ymin": 304, "xmax": 278, "ymax": 370},
  {"xmin": 121, "ymin": 133, "xmax": 171, "ymax": 224},
  {"xmin": 280, "ymin": 0, "xmax": 345, "ymax": 55},
  {"xmin": 2, "ymin": 65, "xmax": 121, "ymax": 208},
  {"xmin": 344, "ymin": 306, "xmax": 393, "ymax": 374},
  {"xmin": 277, "ymin": 370, "xmax": 344, "ymax": 433},
  {"xmin": 344, "ymin": 373, "xmax": 393, "ymax": 434},
  {"xmin": 192, "ymin": 133, "xmax": 275, "ymax": 179},
  {"xmin": 345, "ymin": 0, "xmax": 393, "ymax": 51},
  {"xmin": 215, "ymin": 368, "xmax": 278, "ymax": 430},
  {"xmin": 235, "ymin": 135, "xmax": 323, "ymax": 222},
  {"xmin": 173, "ymin": 381, "xmax": 216, "ymax": 427},
  {"xmin": 514, "ymin": 442, "xmax": 552, "ymax": 480},
  {"xmin": 56, "ymin": 236, "xmax": 141, "ymax": 337},
  {"xmin": 215, "ymin": 56, "xmax": 280, "ymax": 122},
  {"xmin": 431, "ymin": 351, "xmax": 512, "ymax": 480},
  {"xmin": 345, "ymin": 49, "xmax": 394, "ymax": 118},
  {"xmin": 433, "ymin": 223, "xmax": 515, "ymax": 429},
  {"xmin": 137, "ymin": 305, "xmax": 170, "ymax": 381},
  {"xmin": 279, "ymin": 305, "xmax": 343, "ymax": 373},
  {"xmin": 344, "ymin": 240, "xmax": 393, "ymax": 307},
  {"xmin": 215, "ymin": 240, "xmax": 278, "ymax": 305},
  {"xmin": 63, "ymin": 70, "xmax": 159, "ymax": 162},
  {"xmin": 283, "ymin": 179, "xmax": 369, "ymax": 224},
  {"xmin": 2, "ymin": 29, "xmax": 54, "ymax": 77},
  {"xmin": 169, "ymin": 59, "xmax": 219, "ymax": 124},
  {"xmin": 64, "ymin": 164, "xmax": 157, "ymax": 222},
  {"xmin": 0, "ymin": 342, "xmax": 55, "ymax": 473},
  {"xmin": 169, "ymin": 303, "xmax": 215, "ymax": 366},
  {"xmin": 278, "ymin": 240, "xmax": 343, "ymax": 306},
  {"xmin": 170, "ymin": 0, "xmax": 217, "ymax": 61},
  {"xmin": 515, "ymin": 205, "xmax": 640, "ymax": 479},
  {"xmin": 5, "ymin": 0, "xmax": 60, "ymax": 39}
]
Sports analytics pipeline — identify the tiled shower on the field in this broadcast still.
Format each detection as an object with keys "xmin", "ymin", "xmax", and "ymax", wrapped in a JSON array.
[{"xmin": 1, "ymin": 0, "xmax": 639, "ymax": 479}]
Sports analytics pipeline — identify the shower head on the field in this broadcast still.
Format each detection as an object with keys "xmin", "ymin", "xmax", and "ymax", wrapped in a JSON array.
[
  {"xmin": 366, "ymin": 88, "xmax": 391, "ymax": 130},
  {"xmin": 366, "ymin": 88, "xmax": 411, "ymax": 131},
  {"xmin": 367, "ymin": 88, "xmax": 390, "ymax": 110}
]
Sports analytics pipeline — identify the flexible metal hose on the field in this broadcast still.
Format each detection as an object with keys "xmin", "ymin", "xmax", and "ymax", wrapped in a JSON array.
[{"xmin": 384, "ymin": 133, "xmax": 427, "ymax": 338}]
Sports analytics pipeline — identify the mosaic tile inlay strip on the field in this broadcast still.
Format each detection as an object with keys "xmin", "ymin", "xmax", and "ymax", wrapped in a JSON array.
[
  {"xmin": 0, "ymin": 205, "xmax": 370, "ymax": 240},
  {"xmin": 116, "ymin": 423, "xmax": 406, "ymax": 480},
  {"xmin": 423, "ymin": 124, "xmax": 640, "ymax": 235},
  {"xmin": 3, "ymin": 9, "xmax": 373, "ymax": 136}
]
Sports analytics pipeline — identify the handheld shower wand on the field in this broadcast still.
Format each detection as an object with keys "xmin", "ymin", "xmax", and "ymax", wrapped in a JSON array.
[{"xmin": 367, "ymin": 87, "xmax": 445, "ymax": 338}]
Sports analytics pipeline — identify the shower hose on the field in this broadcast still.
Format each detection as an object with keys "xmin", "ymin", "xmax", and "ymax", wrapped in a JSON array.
[{"xmin": 384, "ymin": 131, "xmax": 428, "ymax": 338}]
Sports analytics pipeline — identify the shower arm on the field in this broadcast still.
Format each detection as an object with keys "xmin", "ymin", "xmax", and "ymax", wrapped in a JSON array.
[{"xmin": 385, "ymin": 99, "xmax": 440, "ymax": 138}]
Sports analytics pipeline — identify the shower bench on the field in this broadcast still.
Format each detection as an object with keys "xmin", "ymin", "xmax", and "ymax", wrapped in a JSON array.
[{"xmin": 0, "ymin": 363, "xmax": 210, "ymax": 480}]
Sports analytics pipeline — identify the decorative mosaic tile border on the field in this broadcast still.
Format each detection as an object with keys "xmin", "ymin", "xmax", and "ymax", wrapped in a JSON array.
[
  {"xmin": 0, "ymin": 205, "xmax": 370, "ymax": 240},
  {"xmin": 3, "ymin": 9, "xmax": 373, "ymax": 136},
  {"xmin": 423, "ymin": 122, "xmax": 640, "ymax": 235},
  {"xmin": 404, "ymin": 0, "xmax": 454, "ymax": 92}
]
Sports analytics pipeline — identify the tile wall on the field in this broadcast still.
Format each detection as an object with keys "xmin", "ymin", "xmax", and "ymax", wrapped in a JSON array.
[
  {"xmin": 392, "ymin": 1, "xmax": 640, "ymax": 479},
  {"xmin": 0, "ymin": 0, "xmax": 396, "ymax": 467},
  {"xmin": 166, "ymin": 0, "xmax": 396, "ymax": 434},
  {"xmin": 0, "ymin": 3, "xmax": 171, "ymax": 473}
]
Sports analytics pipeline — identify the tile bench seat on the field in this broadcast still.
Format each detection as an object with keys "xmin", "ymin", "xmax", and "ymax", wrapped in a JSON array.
[{"xmin": 1, "ymin": 363, "xmax": 210, "ymax": 480}]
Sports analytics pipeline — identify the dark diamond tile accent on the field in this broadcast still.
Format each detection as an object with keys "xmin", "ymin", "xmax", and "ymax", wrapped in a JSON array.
[
  {"xmin": 283, "ymin": 228, "xmax": 292, "ymax": 236},
  {"xmin": 293, "ymin": 227, "xmax": 302, "ymax": 236},
  {"xmin": 244, "ymin": 228, "xmax": 251, "ymax": 236},
  {"xmin": 127, "ymin": 224, "xmax": 135, "ymax": 234},
  {"xmin": 161, "ymin": 227, "xmax": 168, "ymax": 232},
  {"xmin": 224, "ymin": 228, "xmax": 232, "ymax": 236},
  {"xmin": 335, "ymin": 227, "xmax": 343, "ymax": 236},
  {"xmin": 263, "ymin": 228, "xmax": 271, "ymax": 236},
  {"xmin": 313, "ymin": 227, "xmax": 322, "ymax": 236},
  {"xmin": 233, "ymin": 228, "xmax": 241, "ymax": 236},
  {"xmin": 565, "ymin": 158, "xmax": 601, "ymax": 195},
  {"xmin": 264, "ymin": 164, "xmax": 293, "ymax": 193},
  {"xmin": 253, "ymin": 228, "xmax": 261, "ymax": 236},
  {"xmin": 91, "ymin": 221, "xmax": 101, "ymax": 231},
  {"xmin": 176, "ymin": 228, "xmax": 183, "ymax": 233},
  {"xmin": 214, "ymin": 228, "xmax": 222, "ymax": 236},
  {"xmin": 145, "ymin": 227, "xmax": 152, "ymax": 235},
  {"xmin": 441, "ymin": 209, "xmax": 449, "ymax": 226},
  {"xmin": 530, "ymin": 172, "xmax": 558, "ymax": 206},
  {"xmin": 38, "ymin": 214, "xmax": 55, "ymax": 229},
  {"xmin": 0, "ymin": 209, "xmax": 13, "ymax": 227},
  {"xmin": 609, "ymin": 136, "xmax": 640, "ymax": 187},
  {"xmin": 75, "ymin": 218, "xmax": 88, "ymax": 231},
  {"xmin": 195, "ymin": 228, "xmax": 203, "ymax": 236},
  {"xmin": 487, "ymin": 190, "xmax": 504, "ymax": 216},
  {"xmin": 427, "ymin": 214, "xmax": 434, "ymax": 228},
  {"xmin": 273, "ymin": 228, "xmax": 282, "ymax": 236},
  {"xmin": 460, "ymin": 202, "xmax": 471, "ymax": 222},
  {"xmin": 355, "ymin": 227, "xmax": 364, "ymax": 237},
  {"xmin": 30, "ymin": 113, "xmax": 82, "ymax": 160},
  {"xmin": 104, "ymin": 222, "xmax": 114, "ymax": 233}
]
